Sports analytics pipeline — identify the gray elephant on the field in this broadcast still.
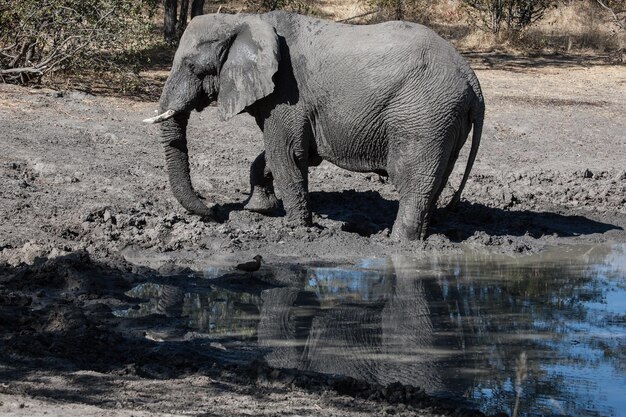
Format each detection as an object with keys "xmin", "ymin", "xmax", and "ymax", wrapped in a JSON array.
[{"xmin": 145, "ymin": 11, "xmax": 485, "ymax": 240}]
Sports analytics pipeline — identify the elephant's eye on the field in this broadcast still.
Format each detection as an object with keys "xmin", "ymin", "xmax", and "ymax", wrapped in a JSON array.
[{"xmin": 184, "ymin": 55, "xmax": 216, "ymax": 77}]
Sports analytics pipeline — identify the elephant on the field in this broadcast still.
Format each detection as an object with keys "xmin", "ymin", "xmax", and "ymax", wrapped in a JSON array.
[{"xmin": 144, "ymin": 11, "xmax": 485, "ymax": 241}]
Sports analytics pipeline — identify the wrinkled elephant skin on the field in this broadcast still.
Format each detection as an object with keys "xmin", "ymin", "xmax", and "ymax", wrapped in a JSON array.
[{"xmin": 149, "ymin": 11, "xmax": 485, "ymax": 241}]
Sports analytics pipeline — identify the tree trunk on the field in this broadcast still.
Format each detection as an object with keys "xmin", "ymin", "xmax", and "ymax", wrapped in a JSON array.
[
  {"xmin": 395, "ymin": 0, "xmax": 404, "ymax": 20},
  {"xmin": 164, "ymin": 0, "xmax": 177, "ymax": 43},
  {"xmin": 177, "ymin": 0, "xmax": 190, "ymax": 38},
  {"xmin": 191, "ymin": 0, "xmax": 205, "ymax": 17}
]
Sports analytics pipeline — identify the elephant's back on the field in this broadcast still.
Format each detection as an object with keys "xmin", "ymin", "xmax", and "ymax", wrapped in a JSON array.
[
  {"xmin": 266, "ymin": 11, "xmax": 463, "ymax": 70},
  {"xmin": 264, "ymin": 12, "xmax": 482, "ymax": 170},
  {"xmin": 267, "ymin": 11, "xmax": 476, "ymax": 108}
]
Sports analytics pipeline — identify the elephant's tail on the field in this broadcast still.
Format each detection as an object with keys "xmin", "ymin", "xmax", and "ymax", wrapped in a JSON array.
[{"xmin": 446, "ymin": 97, "xmax": 484, "ymax": 211}]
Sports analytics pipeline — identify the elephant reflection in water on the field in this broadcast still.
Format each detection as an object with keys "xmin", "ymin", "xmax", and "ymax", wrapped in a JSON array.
[
  {"xmin": 156, "ymin": 285, "xmax": 185, "ymax": 317},
  {"xmin": 141, "ymin": 259, "xmax": 459, "ymax": 391},
  {"xmin": 257, "ymin": 257, "xmax": 456, "ymax": 392}
]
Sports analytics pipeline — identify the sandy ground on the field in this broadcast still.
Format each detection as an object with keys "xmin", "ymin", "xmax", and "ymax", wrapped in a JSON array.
[{"xmin": 0, "ymin": 54, "xmax": 625, "ymax": 416}]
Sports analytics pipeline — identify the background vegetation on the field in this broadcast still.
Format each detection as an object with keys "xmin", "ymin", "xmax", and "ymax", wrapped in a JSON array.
[
  {"xmin": 0, "ymin": 0, "xmax": 623, "ymax": 92},
  {"xmin": 0, "ymin": 0, "xmax": 161, "ymax": 88}
]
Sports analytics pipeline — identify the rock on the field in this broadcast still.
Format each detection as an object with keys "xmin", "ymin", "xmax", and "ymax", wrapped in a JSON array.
[
  {"xmin": 103, "ymin": 132, "xmax": 118, "ymax": 142},
  {"xmin": 582, "ymin": 169, "xmax": 593, "ymax": 179}
]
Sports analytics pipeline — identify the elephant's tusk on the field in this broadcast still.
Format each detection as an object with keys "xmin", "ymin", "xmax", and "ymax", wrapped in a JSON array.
[{"xmin": 143, "ymin": 109, "xmax": 177, "ymax": 124}]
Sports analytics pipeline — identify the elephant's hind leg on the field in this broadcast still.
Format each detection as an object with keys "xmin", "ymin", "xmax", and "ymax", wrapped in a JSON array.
[
  {"xmin": 389, "ymin": 135, "xmax": 454, "ymax": 241},
  {"xmin": 393, "ymin": 188, "xmax": 446, "ymax": 241},
  {"xmin": 244, "ymin": 151, "xmax": 281, "ymax": 214}
]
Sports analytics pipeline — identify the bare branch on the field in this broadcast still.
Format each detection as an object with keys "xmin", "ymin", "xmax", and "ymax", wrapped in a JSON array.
[
  {"xmin": 596, "ymin": 0, "xmax": 625, "ymax": 30},
  {"xmin": 1, "ymin": 42, "xmax": 19, "ymax": 53},
  {"xmin": 0, "ymin": 67, "xmax": 45, "ymax": 75},
  {"xmin": 1, "ymin": 0, "xmax": 155, "ymax": 85},
  {"xmin": 336, "ymin": 10, "xmax": 380, "ymax": 23}
]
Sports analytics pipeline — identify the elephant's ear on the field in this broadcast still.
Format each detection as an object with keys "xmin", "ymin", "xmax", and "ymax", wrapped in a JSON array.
[{"xmin": 218, "ymin": 18, "xmax": 280, "ymax": 121}]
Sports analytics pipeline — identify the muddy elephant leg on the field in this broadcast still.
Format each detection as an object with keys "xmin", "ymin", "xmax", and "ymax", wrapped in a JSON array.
[
  {"xmin": 244, "ymin": 151, "xmax": 281, "ymax": 214},
  {"xmin": 264, "ymin": 120, "xmax": 312, "ymax": 226},
  {"xmin": 392, "ymin": 193, "xmax": 433, "ymax": 241},
  {"xmin": 389, "ymin": 134, "xmax": 453, "ymax": 241}
]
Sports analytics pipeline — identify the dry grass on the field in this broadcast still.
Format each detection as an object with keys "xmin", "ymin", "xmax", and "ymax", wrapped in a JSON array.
[
  {"xmin": 461, "ymin": 0, "xmax": 623, "ymax": 56},
  {"xmin": 314, "ymin": 0, "xmax": 371, "ymax": 20},
  {"xmin": 23, "ymin": 0, "xmax": 623, "ymax": 98},
  {"xmin": 522, "ymin": 0, "xmax": 625, "ymax": 53},
  {"xmin": 323, "ymin": 0, "xmax": 625, "ymax": 57}
]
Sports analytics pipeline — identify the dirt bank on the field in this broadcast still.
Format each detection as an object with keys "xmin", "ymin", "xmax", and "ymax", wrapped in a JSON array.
[{"xmin": 1, "ymin": 55, "xmax": 625, "ymax": 416}]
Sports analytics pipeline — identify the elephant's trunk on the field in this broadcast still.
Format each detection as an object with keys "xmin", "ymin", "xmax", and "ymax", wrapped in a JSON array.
[{"xmin": 160, "ymin": 112, "xmax": 215, "ymax": 218}]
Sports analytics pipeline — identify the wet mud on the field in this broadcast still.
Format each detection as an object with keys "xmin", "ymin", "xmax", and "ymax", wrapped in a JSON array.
[{"xmin": 1, "ymin": 64, "xmax": 625, "ymax": 267}]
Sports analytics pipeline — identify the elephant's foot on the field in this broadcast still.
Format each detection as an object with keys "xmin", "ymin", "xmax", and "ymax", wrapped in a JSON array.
[
  {"xmin": 285, "ymin": 212, "xmax": 312, "ymax": 228},
  {"xmin": 391, "ymin": 220, "xmax": 429, "ymax": 241},
  {"xmin": 244, "ymin": 186, "xmax": 280, "ymax": 214},
  {"xmin": 392, "ymin": 187, "xmax": 434, "ymax": 241}
]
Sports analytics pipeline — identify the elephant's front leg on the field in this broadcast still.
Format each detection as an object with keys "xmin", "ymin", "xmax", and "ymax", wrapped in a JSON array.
[
  {"xmin": 244, "ymin": 151, "xmax": 280, "ymax": 214},
  {"xmin": 264, "ymin": 120, "xmax": 312, "ymax": 226}
]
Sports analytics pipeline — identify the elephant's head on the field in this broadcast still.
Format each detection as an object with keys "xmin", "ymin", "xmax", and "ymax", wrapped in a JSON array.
[{"xmin": 144, "ymin": 14, "xmax": 280, "ymax": 217}]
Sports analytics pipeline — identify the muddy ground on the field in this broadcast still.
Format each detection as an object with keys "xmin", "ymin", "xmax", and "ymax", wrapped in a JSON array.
[{"xmin": 0, "ymin": 53, "xmax": 625, "ymax": 416}]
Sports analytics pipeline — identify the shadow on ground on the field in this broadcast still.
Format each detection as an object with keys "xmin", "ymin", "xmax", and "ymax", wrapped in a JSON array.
[
  {"xmin": 309, "ymin": 190, "xmax": 622, "ymax": 239},
  {"xmin": 462, "ymin": 51, "xmax": 621, "ymax": 72},
  {"xmin": 438, "ymin": 201, "xmax": 622, "ymax": 241}
]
